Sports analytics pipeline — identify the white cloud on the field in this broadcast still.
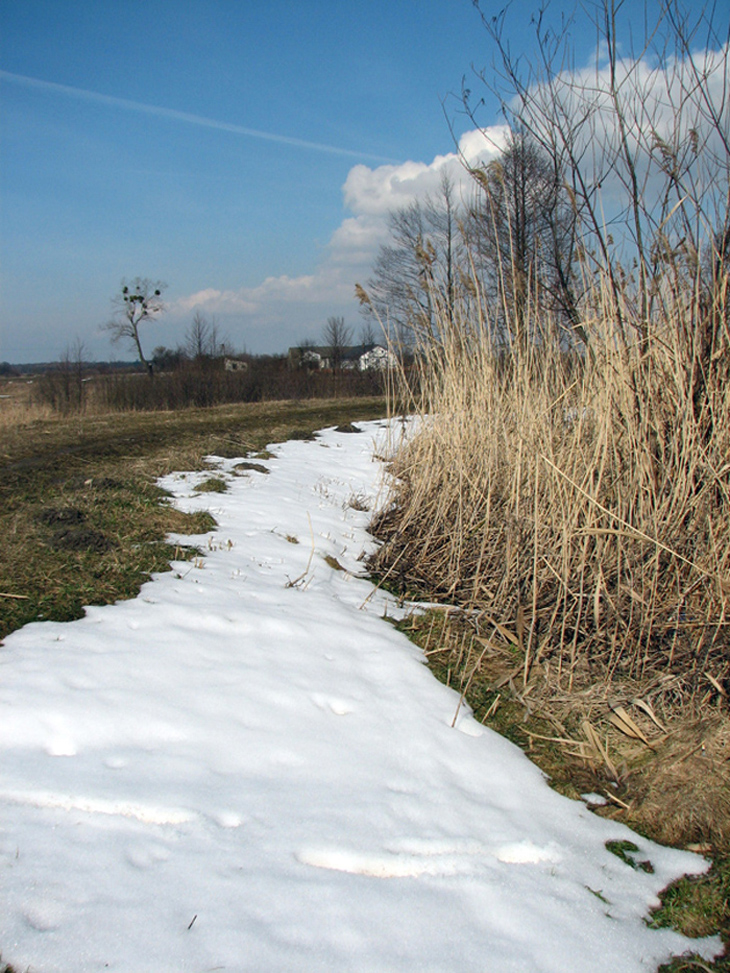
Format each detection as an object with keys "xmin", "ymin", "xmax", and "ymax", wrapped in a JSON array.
[
  {"xmin": 174, "ymin": 288, "xmax": 259, "ymax": 315},
  {"xmin": 328, "ymin": 216, "xmax": 385, "ymax": 266},
  {"xmin": 342, "ymin": 126, "xmax": 507, "ymax": 218},
  {"xmin": 170, "ymin": 33, "xmax": 727, "ymax": 356},
  {"xmin": 170, "ymin": 124, "xmax": 508, "ymax": 351},
  {"xmin": 516, "ymin": 41, "xmax": 729, "ymax": 213}
]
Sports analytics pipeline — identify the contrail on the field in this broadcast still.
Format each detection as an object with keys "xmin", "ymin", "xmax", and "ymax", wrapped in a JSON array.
[{"xmin": 0, "ymin": 70, "xmax": 400, "ymax": 165}]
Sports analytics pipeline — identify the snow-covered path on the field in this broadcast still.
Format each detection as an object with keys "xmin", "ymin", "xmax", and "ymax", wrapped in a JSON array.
[{"xmin": 0, "ymin": 420, "xmax": 720, "ymax": 972}]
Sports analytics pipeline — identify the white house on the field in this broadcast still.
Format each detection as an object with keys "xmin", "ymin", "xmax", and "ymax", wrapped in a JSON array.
[
  {"xmin": 357, "ymin": 345, "xmax": 397, "ymax": 372},
  {"xmin": 289, "ymin": 344, "xmax": 396, "ymax": 372},
  {"xmin": 224, "ymin": 357, "xmax": 248, "ymax": 372}
]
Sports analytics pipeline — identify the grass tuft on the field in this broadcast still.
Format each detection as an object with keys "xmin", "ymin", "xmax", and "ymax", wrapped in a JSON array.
[
  {"xmin": 605, "ymin": 840, "xmax": 654, "ymax": 873},
  {"xmin": 234, "ymin": 461, "xmax": 270, "ymax": 475},
  {"xmin": 347, "ymin": 492, "xmax": 370, "ymax": 512},
  {"xmin": 650, "ymin": 855, "xmax": 730, "ymax": 942},
  {"xmin": 195, "ymin": 477, "xmax": 229, "ymax": 493}
]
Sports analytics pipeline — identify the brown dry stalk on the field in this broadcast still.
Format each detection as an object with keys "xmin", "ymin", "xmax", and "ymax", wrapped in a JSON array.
[{"xmin": 370, "ymin": 256, "xmax": 729, "ymax": 711}]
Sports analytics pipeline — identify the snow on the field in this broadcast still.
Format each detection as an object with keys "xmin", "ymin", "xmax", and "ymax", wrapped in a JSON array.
[{"xmin": 0, "ymin": 419, "xmax": 721, "ymax": 973}]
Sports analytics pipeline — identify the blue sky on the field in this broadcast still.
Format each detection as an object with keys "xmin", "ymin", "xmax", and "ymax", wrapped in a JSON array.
[{"xmin": 0, "ymin": 0, "xmax": 720, "ymax": 363}]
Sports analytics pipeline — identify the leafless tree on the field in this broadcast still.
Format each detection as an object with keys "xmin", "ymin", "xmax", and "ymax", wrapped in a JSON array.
[
  {"xmin": 466, "ymin": 130, "xmax": 582, "ymax": 348},
  {"xmin": 360, "ymin": 319, "xmax": 377, "ymax": 347},
  {"xmin": 464, "ymin": 0, "xmax": 729, "ymax": 437},
  {"xmin": 362, "ymin": 172, "xmax": 468, "ymax": 346},
  {"xmin": 104, "ymin": 278, "xmax": 167, "ymax": 378},
  {"xmin": 467, "ymin": 0, "xmax": 729, "ymax": 352},
  {"xmin": 185, "ymin": 310, "xmax": 222, "ymax": 360},
  {"xmin": 322, "ymin": 315, "xmax": 353, "ymax": 371}
]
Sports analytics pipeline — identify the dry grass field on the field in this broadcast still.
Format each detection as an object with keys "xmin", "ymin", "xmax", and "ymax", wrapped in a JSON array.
[{"xmin": 0, "ymin": 375, "xmax": 52, "ymax": 429}]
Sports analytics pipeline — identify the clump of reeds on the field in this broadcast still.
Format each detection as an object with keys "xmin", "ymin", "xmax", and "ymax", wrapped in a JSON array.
[
  {"xmin": 369, "ymin": 0, "xmax": 730, "ymax": 721},
  {"xmin": 371, "ymin": 261, "xmax": 730, "ymax": 712}
]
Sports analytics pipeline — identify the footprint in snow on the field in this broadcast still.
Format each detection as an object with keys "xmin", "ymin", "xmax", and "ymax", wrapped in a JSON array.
[
  {"xmin": 311, "ymin": 693, "xmax": 353, "ymax": 716},
  {"xmin": 297, "ymin": 839, "xmax": 561, "ymax": 878}
]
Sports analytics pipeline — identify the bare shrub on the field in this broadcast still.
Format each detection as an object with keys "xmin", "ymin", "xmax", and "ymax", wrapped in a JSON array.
[{"xmin": 31, "ymin": 340, "xmax": 88, "ymax": 415}]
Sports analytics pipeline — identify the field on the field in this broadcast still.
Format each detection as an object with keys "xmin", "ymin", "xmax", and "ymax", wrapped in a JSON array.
[{"xmin": 0, "ymin": 390, "xmax": 388, "ymax": 641}]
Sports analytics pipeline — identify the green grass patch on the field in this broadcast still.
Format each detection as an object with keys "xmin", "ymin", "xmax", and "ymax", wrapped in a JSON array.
[
  {"xmin": 650, "ymin": 854, "xmax": 730, "ymax": 957},
  {"xmin": 605, "ymin": 840, "xmax": 654, "ymax": 873}
]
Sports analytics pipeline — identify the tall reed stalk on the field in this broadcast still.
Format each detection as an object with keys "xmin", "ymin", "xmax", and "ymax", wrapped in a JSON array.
[{"xmin": 372, "ymin": 263, "xmax": 729, "ymax": 706}]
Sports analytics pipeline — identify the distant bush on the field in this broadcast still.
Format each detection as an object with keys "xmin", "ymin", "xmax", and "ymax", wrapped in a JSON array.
[
  {"xmin": 32, "ymin": 358, "xmax": 87, "ymax": 415},
  {"xmin": 90, "ymin": 355, "xmax": 385, "ymax": 412}
]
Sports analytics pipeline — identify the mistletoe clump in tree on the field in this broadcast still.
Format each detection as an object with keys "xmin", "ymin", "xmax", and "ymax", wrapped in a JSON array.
[{"xmin": 104, "ymin": 277, "xmax": 167, "ymax": 378}]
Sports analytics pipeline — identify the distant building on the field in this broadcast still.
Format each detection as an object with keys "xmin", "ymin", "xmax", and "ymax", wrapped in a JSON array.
[
  {"xmin": 224, "ymin": 357, "xmax": 248, "ymax": 372},
  {"xmin": 356, "ymin": 344, "xmax": 397, "ymax": 372},
  {"xmin": 288, "ymin": 344, "xmax": 396, "ymax": 372}
]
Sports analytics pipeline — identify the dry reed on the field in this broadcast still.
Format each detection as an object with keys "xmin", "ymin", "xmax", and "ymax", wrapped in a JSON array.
[{"xmin": 371, "ymin": 268, "xmax": 730, "ymax": 716}]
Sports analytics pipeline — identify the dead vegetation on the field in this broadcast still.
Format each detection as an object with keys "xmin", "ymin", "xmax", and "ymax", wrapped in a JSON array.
[
  {"xmin": 371, "ymin": 302, "xmax": 730, "ymax": 813},
  {"xmin": 366, "ymin": 0, "xmax": 730, "ymax": 871},
  {"xmin": 387, "ymin": 606, "xmax": 730, "ymax": 956},
  {"xmin": 392, "ymin": 607, "xmax": 730, "ymax": 852},
  {"xmin": 370, "ymin": 305, "xmax": 730, "ymax": 892}
]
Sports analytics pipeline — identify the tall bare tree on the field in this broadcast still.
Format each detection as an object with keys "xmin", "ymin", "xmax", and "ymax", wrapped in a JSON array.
[
  {"xmin": 185, "ymin": 310, "xmax": 222, "ymax": 360},
  {"xmin": 466, "ymin": 130, "xmax": 582, "ymax": 348},
  {"xmin": 105, "ymin": 278, "xmax": 167, "ymax": 378},
  {"xmin": 322, "ymin": 315, "xmax": 352, "ymax": 370},
  {"xmin": 464, "ymin": 0, "xmax": 730, "ymax": 444},
  {"xmin": 360, "ymin": 319, "xmax": 377, "ymax": 347},
  {"xmin": 362, "ymin": 172, "xmax": 467, "ymax": 346},
  {"xmin": 467, "ymin": 0, "xmax": 729, "ymax": 356}
]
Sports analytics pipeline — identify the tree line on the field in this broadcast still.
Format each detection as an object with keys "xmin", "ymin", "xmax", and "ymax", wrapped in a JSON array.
[{"xmin": 32, "ymin": 296, "xmax": 385, "ymax": 414}]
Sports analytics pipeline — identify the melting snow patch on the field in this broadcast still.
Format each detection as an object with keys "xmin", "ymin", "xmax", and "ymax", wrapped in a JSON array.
[{"xmin": 0, "ymin": 419, "xmax": 721, "ymax": 973}]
